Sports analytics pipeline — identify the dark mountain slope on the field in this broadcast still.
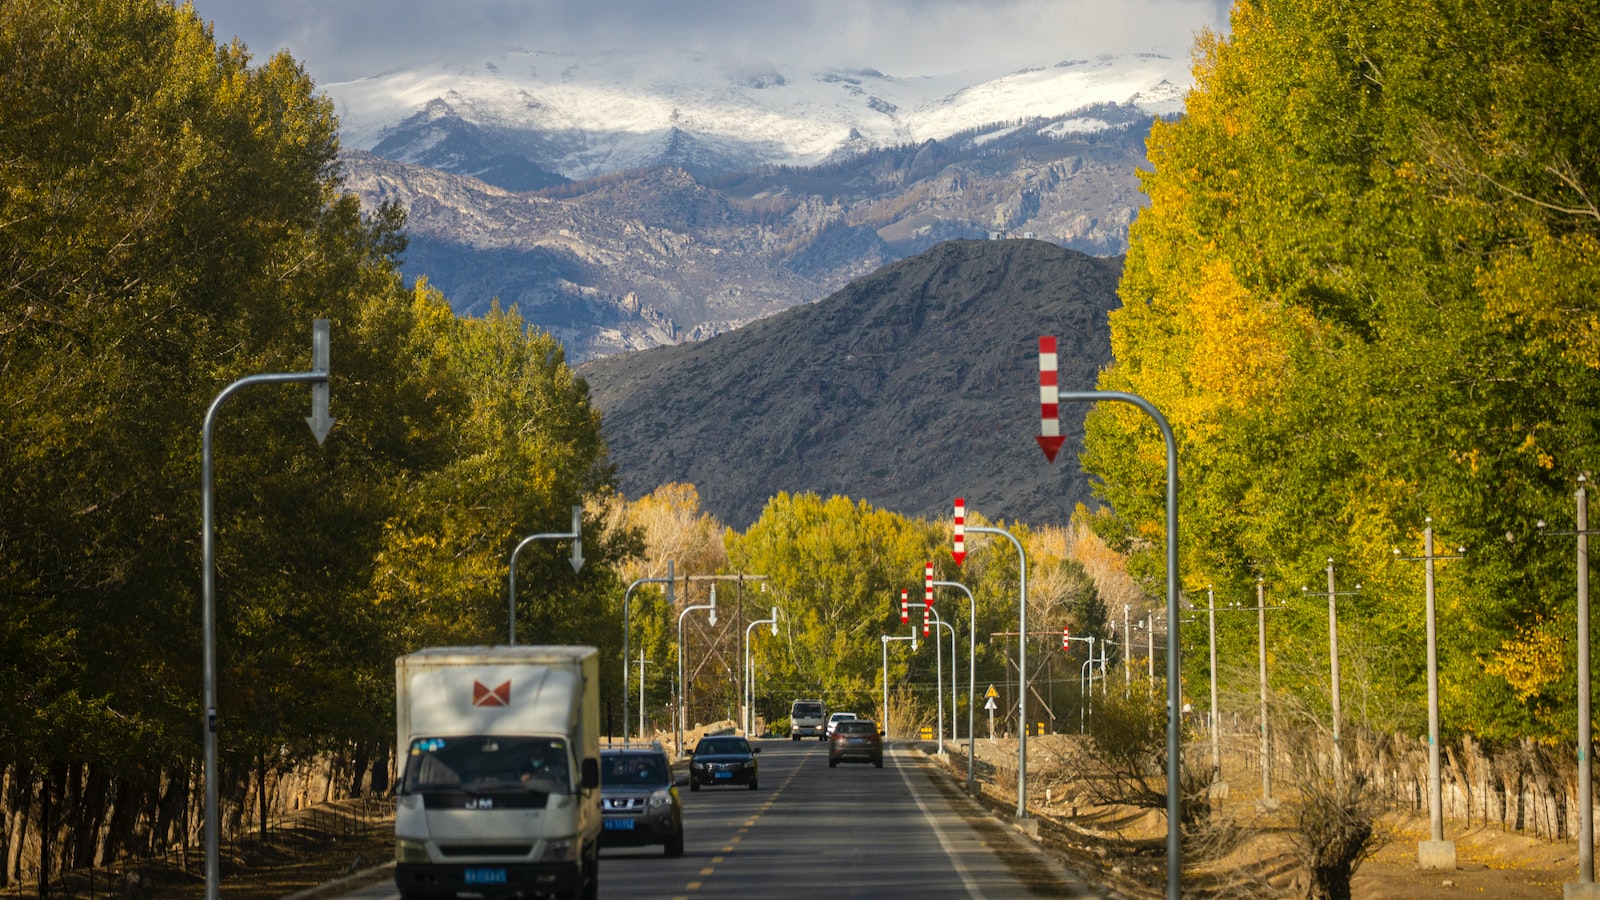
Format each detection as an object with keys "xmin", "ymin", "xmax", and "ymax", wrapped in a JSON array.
[{"xmin": 579, "ymin": 239, "xmax": 1121, "ymax": 530}]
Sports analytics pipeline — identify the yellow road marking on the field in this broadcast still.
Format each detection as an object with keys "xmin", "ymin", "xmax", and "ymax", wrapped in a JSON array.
[
  {"xmin": 699, "ymin": 866, "xmax": 715, "ymax": 875},
  {"xmin": 711, "ymin": 856, "xmax": 725, "ymax": 863}
]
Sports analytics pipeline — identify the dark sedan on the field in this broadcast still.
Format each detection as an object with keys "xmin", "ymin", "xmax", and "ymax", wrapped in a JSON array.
[
  {"xmin": 828, "ymin": 719, "xmax": 883, "ymax": 768},
  {"xmin": 688, "ymin": 736, "xmax": 760, "ymax": 790}
]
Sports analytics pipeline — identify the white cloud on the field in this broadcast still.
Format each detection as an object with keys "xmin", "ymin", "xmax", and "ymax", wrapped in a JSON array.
[{"xmin": 192, "ymin": 0, "xmax": 1226, "ymax": 83}]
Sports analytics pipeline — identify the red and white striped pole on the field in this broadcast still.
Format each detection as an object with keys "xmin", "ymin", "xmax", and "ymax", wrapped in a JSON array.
[
  {"xmin": 925, "ymin": 561, "xmax": 935, "ymax": 610},
  {"xmin": 1063, "ymin": 625, "xmax": 1070, "ymax": 650},
  {"xmin": 900, "ymin": 589, "xmax": 910, "ymax": 624},
  {"xmin": 953, "ymin": 498, "xmax": 967, "ymax": 565},
  {"xmin": 923, "ymin": 606, "xmax": 931, "ymax": 638},
  {"xmin": 1037, "ymin": 336, "xmax": 1066, "ymax": 462}
]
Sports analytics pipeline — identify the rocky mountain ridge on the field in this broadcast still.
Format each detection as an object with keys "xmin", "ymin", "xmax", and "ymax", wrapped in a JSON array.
[{"xmin": 577, "ymin": 239, "xmax": 1123, "ymax": 529}]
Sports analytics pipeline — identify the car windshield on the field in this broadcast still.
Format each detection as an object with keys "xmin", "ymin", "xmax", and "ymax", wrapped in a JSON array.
[
  {"xmin": 602, "ymin": 753, "xmax": 669, "ymax": 787},
  {"xmin": 400, "ymin": 736, "xmax": 571, "ymax": 795},
  {"xmin": 696, "ymin": 738, "xmax": 749, "ymax": 755}
]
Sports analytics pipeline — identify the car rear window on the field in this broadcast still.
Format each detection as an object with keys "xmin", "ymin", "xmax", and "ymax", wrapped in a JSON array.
[{"xmin": 837, "ymin": 721, "xmax": 874, "ymax": 735}]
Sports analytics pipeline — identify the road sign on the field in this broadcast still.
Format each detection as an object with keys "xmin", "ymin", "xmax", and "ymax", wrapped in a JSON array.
[
  {"xmin": 1037, "ymin": 336, "xmax": 1065, "ymax": 462},
  {"xmin": 953, "ymin": 498, "xmax": 967, "ymax": 565},
  {"xmin": 985, "ymin": 684, "xmax": 999, "ymax": 699},
  {"xmin": 983, "ymin": 695, "xmax": 998, "ymax": 711}
]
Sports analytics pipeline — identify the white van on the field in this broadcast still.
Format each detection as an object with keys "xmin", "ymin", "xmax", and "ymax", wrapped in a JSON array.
[
  {"xmin": 393, "ymin": 646, "xmax": 601, "ymax": 900},
  {"xmin": 790, "ymin": 699, "xmax": 827, "ymax": 741}
]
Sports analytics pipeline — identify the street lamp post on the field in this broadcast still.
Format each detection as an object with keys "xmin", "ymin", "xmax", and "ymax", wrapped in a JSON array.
[
  {"xmin": 928, "ymin": 605, "xmax": 956, "ymax": 752},
  {"xmin": 1539, "ymin": 477, "xmax": 1597, "ymax": 895},
  {"xmin": 965, "ymin": 520, "xmax": 1031, "ymax": 822},
  {"xmin": 881, "ymin": 632, "xmax": 918, "ymax": 736},
  {"xmin": 933, "ymin": 580, "xmax": 979, "ymax": 791},
  {"xmin": 637, "ymin": 651, "xmax": 650, "ymax": 740},
  {"xmin": 1396, "ymin": 520, "xmax": 1465, "ymax": 869},
  {"xmin": 200, "ymin": 319, "xmax": 333, "ymax": 900},
  {"xmin": 507, "ymin": 504, "xmax": 584, "ymax": 645},
  {"xmin": 743, "ymin": 607, "xmax": 778, "ymax": 736},
  {"xmin": 1038, "ymin": 362, "xmax": 1181, "ymax": 896},
  {"xmin": 675, "ymin": 587, "xmax": 717, "ymax": 756},
  {"xmin": 622, "ymin": 562, "xmax": 674, "ymax": 745}
]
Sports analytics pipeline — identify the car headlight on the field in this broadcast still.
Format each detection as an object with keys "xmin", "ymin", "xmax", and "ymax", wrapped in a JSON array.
[
  {"xmin": 540, "ymin": 838, "xmax": 579, "ymax": 862},
  {"xmin": 395, "ymin": 838, "xmax": 430, "ymax": 864},
  {"xmin": 742, "ymin": 759, "xmax": 757, "ymax": 769},
  {"xmin": 649, "ymin": 788, "xmax": 673, "ymax": 808}
]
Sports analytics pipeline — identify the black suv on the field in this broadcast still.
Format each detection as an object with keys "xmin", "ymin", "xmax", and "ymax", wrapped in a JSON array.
[{"xmin": 599, "ymin": 746, "xmax": 685, "ymax": 856}]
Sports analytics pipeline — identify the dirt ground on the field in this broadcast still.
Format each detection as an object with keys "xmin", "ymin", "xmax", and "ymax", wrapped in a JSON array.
[{"xmin": 957, "ymin": 734, "xmax": 1577, "ymax": 898}]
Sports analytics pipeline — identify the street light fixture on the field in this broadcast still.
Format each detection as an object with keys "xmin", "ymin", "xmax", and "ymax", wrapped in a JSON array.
[
  {"xmin": 622, "ymin": 561, "xmax": 674, "ymax": 745},
  {"xmin": 743, "ymin": 606, "xmax": 779, "ymax": 736},
  {"xmin": 964, "ymin": 517, "xmax": 1032, "ymax": 823},
  {"xmin": 927, "ymin": 604, "xmax": 956, "ymax": 752},
  {"xmin": 933, "ymin": 579, "xmax": 979, "ymax": 791},
  {"xmin": 507, "ymin": 504, "xmax": 583, "ymax": 644},
  {"xmin": 199, "ymin": 319, "xmax": 332, "ymax": 900},
  {"xmin": 881, "ymin": 631, "xmax": 918, "ymax": 737},
  {"xmin": 1395, "ymin": 519, "xmax": 1465, "ymax": 870},
  {"xmin": 675, "ymin": 586, "xmax": 717, "ymax": 756}
]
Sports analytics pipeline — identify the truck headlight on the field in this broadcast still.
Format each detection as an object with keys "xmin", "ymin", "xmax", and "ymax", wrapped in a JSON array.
[
  {"xmin": 395, "ymin": 838, "xmax": 430, "ymax": 864},
  {"xmin": 540, "ymin": 838, "xmax": 579, "ymax": 862}
]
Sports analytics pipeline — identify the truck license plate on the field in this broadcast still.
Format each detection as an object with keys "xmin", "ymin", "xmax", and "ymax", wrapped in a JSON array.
[
  {"xmin": 464, "ymin": 867, "xmax": 507, "ymax": 885},
  {"xmin": 604, "ymin": 818, "xmax": 635, "ymax": 830}
]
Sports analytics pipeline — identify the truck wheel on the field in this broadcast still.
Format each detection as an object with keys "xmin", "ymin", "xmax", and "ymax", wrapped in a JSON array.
[
  {"xmin": 819, "ymin": 734, "xmax": 826, "ymax": 741},
  {"xmin": 792, "ymin": 734, "xmax": 799, "ymax": 742}
]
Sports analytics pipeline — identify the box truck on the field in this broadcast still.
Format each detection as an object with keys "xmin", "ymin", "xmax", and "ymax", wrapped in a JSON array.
[
  {"xmin": 790, "ymin": 699, "xmax": 827, "ymax": 741},
  {"xmin": 394, "ymin": 646, "xmax": 601, "ymax": 900}
]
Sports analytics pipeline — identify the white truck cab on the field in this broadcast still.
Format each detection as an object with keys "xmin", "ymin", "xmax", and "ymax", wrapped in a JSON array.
[{"xmin": 394, "ymin": 646, "xmax": 601, "ymax": 900}]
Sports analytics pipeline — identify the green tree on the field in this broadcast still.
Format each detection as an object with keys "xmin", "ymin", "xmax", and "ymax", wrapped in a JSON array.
[{"xmin": 1083, "ymin": 0, "xmax": 1600, "ymax": 742}]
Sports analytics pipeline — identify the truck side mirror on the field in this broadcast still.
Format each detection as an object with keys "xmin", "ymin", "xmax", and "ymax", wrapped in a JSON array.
[{"xmin": 581, "ymin": 757, "xmax": 600, "ymax": 791}]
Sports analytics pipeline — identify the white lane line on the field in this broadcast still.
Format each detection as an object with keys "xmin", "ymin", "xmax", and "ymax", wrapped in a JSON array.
[{"xmin": 893, "ymin": 747, "xmax": 987, "ymax": 900}]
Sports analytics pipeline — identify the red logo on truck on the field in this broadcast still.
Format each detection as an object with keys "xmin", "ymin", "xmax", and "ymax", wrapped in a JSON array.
[{"xmin": 473, "ymin": 680, "xmax": 511, "ymax": 707}]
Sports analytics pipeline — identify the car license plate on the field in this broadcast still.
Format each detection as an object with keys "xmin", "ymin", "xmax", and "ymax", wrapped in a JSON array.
[
  {"xmin": 715, "ymin": 771, "xmax": 732, "ymax": 779},
  {"xmin": 464, "ymin": 867, "xmax": 507, "ymax": 885},
  {"xmin": 848, "ymin": 738, "xmax": 864, "ymax": 744},
  {"xmin": 604, "ymin": 818, "xmax": 635, "ymax": 830}
]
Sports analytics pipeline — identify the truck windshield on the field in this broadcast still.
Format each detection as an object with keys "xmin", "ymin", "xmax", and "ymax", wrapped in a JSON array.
[
  {"xmin": 401, "ymin": 736, "xmax": 571, "ymax": 795},
  {"xmin": 792, "ymin": 703, "xmax": 822, "ymax": 718}
]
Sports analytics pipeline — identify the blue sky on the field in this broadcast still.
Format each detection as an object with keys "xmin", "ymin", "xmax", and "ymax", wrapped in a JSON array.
[{"xmin": 190, "ymin": 0, "xmax": 1229, "ymax": 84}]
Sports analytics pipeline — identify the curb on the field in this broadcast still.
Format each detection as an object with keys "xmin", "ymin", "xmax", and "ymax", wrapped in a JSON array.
[
  {"xmin": 278, "ymin": 860, "xmax": 394, "ymax": 900},
  {"xmin": 904, "ymin": 743, "xmax": 1132, "ymax": 900}
]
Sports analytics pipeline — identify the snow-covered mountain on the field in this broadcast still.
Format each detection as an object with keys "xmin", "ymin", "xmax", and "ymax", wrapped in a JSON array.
[
  {"xmin": 326, "ymin": 47, "xmax": 1191, "ymax": 361},
  {"xmin": 327, "ymin": 49, "xmax": 1189, "ymax": 186}
]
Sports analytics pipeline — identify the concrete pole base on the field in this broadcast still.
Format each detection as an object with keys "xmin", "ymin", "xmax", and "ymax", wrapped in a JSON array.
[
  {"xmin": 1418, "ymin": 839, "xmax": 1456, "ymax": 870},
  {"xmin": 1564, "ymin": 882, "xmax": 1600, "ymax": 899},
  {"xmin": 1013, "ymin": 817, "xmax": 1040, "ymax": 838},
  {"xmin": 1254, "ymin": 797, "xmax": 1281, "ymax": 813}
]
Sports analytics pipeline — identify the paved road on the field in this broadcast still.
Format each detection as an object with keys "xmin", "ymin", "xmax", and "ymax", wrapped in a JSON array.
[{"xmin": 329, "ymin": 739, "xmax": 1108, "ymax": 899}]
